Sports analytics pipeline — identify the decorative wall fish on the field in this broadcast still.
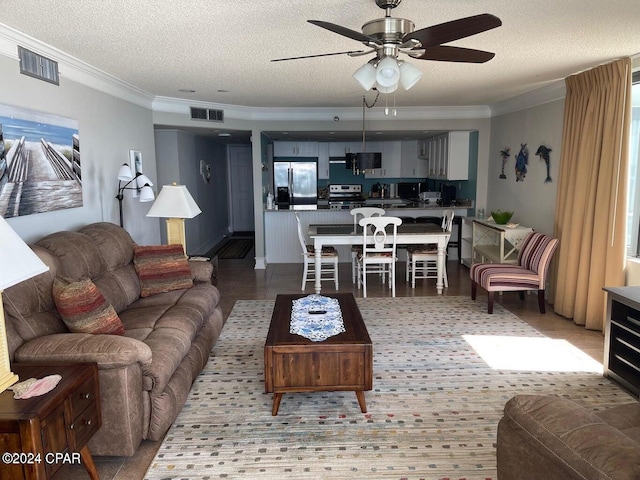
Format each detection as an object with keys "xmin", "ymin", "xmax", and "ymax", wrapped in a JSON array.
[
  {"xmin": 535, "ymin": 145, "xmax": 552, "ymax": 183},
  {"xmin": 499, "ymin": 148, "xmax": 510, "ymax": 179},
  {"xmin": 515, "ymin": 144, "xmax": 528, "ymax": 182}
]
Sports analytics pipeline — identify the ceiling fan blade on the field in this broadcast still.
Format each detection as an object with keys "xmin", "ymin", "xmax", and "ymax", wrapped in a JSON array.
[
  {"xmin": 412, "ymin": 45, "xmax": 495, "ymax": 63},
  {"xmin": 404, "ymin": 13, "xmax": 501, "ymax": 48},
  {"xmin": 271, "ymin": 50, "xmax": 366, "ymax": 62},
  {"xmin": 308, "ymin": 20, "xmax": 381, "ymax": 45}
]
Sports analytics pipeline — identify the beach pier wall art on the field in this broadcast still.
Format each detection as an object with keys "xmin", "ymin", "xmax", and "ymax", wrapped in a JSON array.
[{"xmin": 0, "ymin": 103, "xmax": 81, "ymax": 218}]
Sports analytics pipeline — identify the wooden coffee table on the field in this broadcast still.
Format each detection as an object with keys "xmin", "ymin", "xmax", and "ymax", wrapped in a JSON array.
[{"xmin": 264, "ymin": 293, "xmax": 373, "ymax": 416}]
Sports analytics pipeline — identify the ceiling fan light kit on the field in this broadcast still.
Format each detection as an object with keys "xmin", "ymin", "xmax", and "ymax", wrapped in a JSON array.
[
  {"xmin": 273, "ymin": 0, "xmax": 501, "ymax": 106},
  {"xmin": 353, "ymin": 62, "xmax": 377, "ymax": 90},
  {"xmin": 375, "ymin": 56, "xmax": 401, "ymax": 87}
]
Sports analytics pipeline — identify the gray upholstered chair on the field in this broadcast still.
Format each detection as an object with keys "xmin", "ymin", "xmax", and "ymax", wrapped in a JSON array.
[{"xmin": 470, "ymin": 231, "xmax": 559, "ymax": 314}]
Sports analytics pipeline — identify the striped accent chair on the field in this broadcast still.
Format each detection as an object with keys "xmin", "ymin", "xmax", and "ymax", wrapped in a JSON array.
[{"xmin": 470, "ymin": 232, "xmax": 559, "ymax": 314}]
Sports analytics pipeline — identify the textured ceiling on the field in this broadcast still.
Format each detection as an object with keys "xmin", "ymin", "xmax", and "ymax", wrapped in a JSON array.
[{"xmin": 1, "ymin": 0, "xmax": 639, "ymax": 111}]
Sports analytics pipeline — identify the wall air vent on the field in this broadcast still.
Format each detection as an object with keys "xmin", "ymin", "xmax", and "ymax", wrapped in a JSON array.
[
  {"xmin": 18, "ymin": 46, "xmax": 59, "ymax": 85},
  {"xmin": 208, "ymin": 109, "xmax": 224, "ymax": 122},
  {"xmin": 190, "ymin": 107, "xmax": 224, "ymax": 123},
  {"xmin": 190, "ymin": 107, "xmax": 208, "ymax": 120}
]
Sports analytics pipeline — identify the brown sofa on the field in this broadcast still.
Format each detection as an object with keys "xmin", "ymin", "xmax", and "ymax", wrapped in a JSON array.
[
  {"xmin": 497, "ymin": 395, "xmax": 640, "ymax": 479},
  {"xmin": 2, "ymin": 222, "xmax": 224, "ymax": 456}
]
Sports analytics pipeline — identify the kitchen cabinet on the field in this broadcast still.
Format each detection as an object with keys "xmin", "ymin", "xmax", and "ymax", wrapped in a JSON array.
[
  {"xmin": 273, "ymin": 141, "xmax": 319, "ymax": 157},
  {"xmin": 603, "ymin": 286, "xmax": 640, "ymax": 399},
  {"xmin": 328, "ymin": 142, "xmax": 361, "ymax": 157},
  {"xmin": 365, "ymin": 141, "xmax": 401, "ymax": 178},
  {"xmin": 318, "ymin": 142, "xmax": 329, "ymax": 179},
  {"xmin": 400, "ymin": 140, "xmax": 428, "ymax": 178},
  {"xmin": 418, "ymin": 139, "xmax": 429, "ymax": 159},
  {"xmin": 426, "ymin": 131, "xmax": 470, "ymax": 180}
]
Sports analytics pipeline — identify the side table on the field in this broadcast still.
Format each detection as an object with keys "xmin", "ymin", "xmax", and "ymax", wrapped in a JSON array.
[{"xmin": 0, "ymin": 363, "xmax": 101, "ymax": 480}]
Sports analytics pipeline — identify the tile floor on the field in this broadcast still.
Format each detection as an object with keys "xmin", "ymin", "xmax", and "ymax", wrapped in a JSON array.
[{"xmin": 60, "ymin": 248, "xmax": 607, "ymax": 479}]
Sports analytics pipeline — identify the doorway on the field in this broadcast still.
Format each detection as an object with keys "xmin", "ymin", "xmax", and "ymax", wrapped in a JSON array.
[{"xmin": 228, "ymin": 144, "xmax": 254, "ymax": 233}]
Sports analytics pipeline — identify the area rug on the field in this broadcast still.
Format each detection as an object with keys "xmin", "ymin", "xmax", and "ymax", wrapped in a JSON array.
[
  {"xmin": 210, "ymin": 238, "xmax": 254, "ymax": 259},
  {"xmin": 145, "ymin": 297, "xmax": 633, "ymax": 480}
]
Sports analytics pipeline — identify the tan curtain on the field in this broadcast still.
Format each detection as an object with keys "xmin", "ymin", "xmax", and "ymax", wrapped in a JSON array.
[{"xmin": 551, "ymin": 58, "xmax": 631, "ymax": 331}]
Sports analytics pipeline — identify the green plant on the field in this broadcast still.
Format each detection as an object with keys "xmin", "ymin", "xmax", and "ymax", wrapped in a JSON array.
[{"xmin": 490, "ymin": 210, "xmax": 513, "ymax": 224}]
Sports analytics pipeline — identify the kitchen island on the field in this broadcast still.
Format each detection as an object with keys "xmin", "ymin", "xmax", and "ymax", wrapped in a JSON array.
[{"xmin": 264, "ymin": 204, "xmax": 470, "ymax": 264}]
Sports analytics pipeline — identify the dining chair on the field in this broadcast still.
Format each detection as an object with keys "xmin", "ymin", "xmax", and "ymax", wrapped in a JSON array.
[
  {"xmin": 349, "ymin": 207, "xmax": 385, "ymax": 283},
  {"xmin": 294, "ymin": 212, "xmax": 339, "ymax": 291},
  {"xmin": 470, "ymin": 231, "xmax": 559, "ymax": 314},
  {"xmin": 405, "ymin": 209, "xmax": 454, "ymax": 288},
  {"xmin": 356, "ymin": 216, "xmax": 402, "ymax": 298}
]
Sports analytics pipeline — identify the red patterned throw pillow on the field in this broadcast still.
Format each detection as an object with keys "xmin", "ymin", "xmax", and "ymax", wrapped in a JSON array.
[
  {"xmin": 52, "ymin": 277, "xmax": 125, "ymax": 335},
  {"xmin": 133, "ymin": 244, "xmax": 193, "ymax": 297}
]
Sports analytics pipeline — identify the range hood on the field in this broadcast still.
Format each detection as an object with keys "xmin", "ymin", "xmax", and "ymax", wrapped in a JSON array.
[{"xmin": 346, "ymin": 152, "xmax": 382, "ymax": 170}]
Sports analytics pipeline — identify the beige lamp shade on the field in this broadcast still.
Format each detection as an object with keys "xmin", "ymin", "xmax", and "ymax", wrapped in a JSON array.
[
  {"xmin": 0, "ymin": 216, "xmax": 49, "ymax": 392},
  {"xmin": 146, "ymin": 184, "xmax": 201, "ymax": 219},
  {"xmin": 146, "ymin": 184, "xmax": 202, "ymax": 253}
]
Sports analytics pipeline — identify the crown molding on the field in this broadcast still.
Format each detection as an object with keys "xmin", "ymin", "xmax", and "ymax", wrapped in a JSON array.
[
  {"xmin": 489, "ymin": 81, "xmax": 567, "ymax": 117},
  {"xmin": 152, "ymin": 96, "xmax": 492, "ymax": 122},
  {"xmin": 0, "ymin": 22, "xmax": 154, "ymax": 109}
]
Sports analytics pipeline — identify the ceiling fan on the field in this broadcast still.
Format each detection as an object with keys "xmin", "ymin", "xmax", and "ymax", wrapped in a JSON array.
[{"xmin": 272, "ymin": 0, "xmax": 502, "ymax": 93}]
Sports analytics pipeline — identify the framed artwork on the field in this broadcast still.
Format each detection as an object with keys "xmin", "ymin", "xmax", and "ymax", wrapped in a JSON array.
[
  {"xmin": 129, "ymin": 149, "xmax": 143, "ymax": 197},
  {"xmin": 0, "ymin": 103, "xmax": 81, "ymax": 218}
]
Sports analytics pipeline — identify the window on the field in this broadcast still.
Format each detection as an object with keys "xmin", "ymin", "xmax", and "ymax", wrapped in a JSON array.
[{"xmin": 627, "ymin": 71, "xmax": 640, "ymax": 256}]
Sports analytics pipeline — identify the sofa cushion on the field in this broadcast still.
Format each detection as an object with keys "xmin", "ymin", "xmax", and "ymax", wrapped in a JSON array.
[
  {"xmin": 52, "ymin": 277, "xmax": 125, "ymax": 335},
  {"xmin": 79, "ymin": 222, "xmax": 135, "ymax": 269},
  {"xmin": 133, "ymin": 245, "xmax": 193, "ymax": 297},
  {"xmin": 36, "ymin": 231, "xmax": 106, "ymax": 280},
  {"xmin": 119, "ymin": 283, "xmax": 220, "ymax": 393}
]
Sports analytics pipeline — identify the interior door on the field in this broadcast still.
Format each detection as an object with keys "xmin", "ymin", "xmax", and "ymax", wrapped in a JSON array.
[{"xmin": 228, "ymin": 145, "xmax": 254, "ymax": 233}]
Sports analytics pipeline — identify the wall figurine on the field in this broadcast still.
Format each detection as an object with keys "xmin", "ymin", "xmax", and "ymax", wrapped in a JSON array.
[
  {"xmin": 535, "ymin": 145, "xmax": 552, "ymax": 183},
  {"xmin": 515, "ymin": 143, "xmax": 528, "ymax": 182},
  {"xmin": 499, "ymin": 148, "xmax": 510, "ymax": 179}
]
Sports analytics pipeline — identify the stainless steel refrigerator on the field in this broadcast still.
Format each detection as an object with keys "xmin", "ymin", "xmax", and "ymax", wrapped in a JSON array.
[{"xmin": 273, "ymin": 161, "xmax": 317, "ymax": 207}]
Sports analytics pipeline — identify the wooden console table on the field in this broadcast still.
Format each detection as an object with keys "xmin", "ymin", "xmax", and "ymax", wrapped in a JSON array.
[{"xmin": 0, "ymin": 363, "xmax": 101, "ymax": 480}]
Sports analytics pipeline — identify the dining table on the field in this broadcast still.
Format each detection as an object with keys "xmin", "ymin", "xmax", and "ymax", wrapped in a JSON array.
[{"xmin": 308, "ymin": 222, "xmax": 451, "ymax": 295}]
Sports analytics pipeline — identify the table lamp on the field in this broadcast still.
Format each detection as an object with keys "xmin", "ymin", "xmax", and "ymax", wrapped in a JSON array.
[
  {"xmin": 146, "ymin": 183, "xmax": 202, "ymax": 254},
  {"xmin": 0, "ymin": 216, "xmax": 49, "ymax": 393}
]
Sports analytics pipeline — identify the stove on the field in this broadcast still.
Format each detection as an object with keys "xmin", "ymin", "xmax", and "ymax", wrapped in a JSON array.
[
  {"xmin": 329, "ymin": 184, "xmax": 364, "ymax": 208},
  {"xmin": 329, "ymin": 202, "xmax": 364, "ymax": 210},
  {"xmin": 329, "ymin": 184, "xmax": 364, "ymax": 203}
]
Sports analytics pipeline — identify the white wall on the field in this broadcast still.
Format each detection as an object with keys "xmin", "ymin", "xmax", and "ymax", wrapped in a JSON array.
[
  {"xmin": 0, "ymin": 54, "xmax": 160, "ymax": 245},
  {"xmin": 487, "ymin": 100, "xmax": 565, "ymax": 235}
]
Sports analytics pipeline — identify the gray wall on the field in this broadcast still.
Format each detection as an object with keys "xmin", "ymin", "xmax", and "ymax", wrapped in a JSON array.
[
  {"xmin": 0, "ymin": 54, "xmax": 160, "ymax": 244},
  {"xmin": 154, "ymin": 129, "xmax": 230, "ymax": 254},
  {"xmin": 487, "ymin": 100, "xmax": 565, "ymax": 235}
]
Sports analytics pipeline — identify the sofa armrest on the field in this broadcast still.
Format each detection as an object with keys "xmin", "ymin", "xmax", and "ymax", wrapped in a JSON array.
[
  {"xmin": 14, "ymin": 333, "xmax": 152, "ymax": 370},
  {"xmin": 498, "ymin": 395, "xmax": 640, "ymax": 480},
  {"xmin": 188, "ymin": 257, "xmax": 215, "ymax": 284}
]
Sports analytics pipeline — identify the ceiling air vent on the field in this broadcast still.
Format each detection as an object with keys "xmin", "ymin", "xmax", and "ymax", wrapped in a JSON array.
[
  {"xmin": 18, "ymin": 46, "xmax": 59, "ymax": 85},
  {"xmin": 190, "ymin": 107, "xmax": 224, "ymax": 122}
]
